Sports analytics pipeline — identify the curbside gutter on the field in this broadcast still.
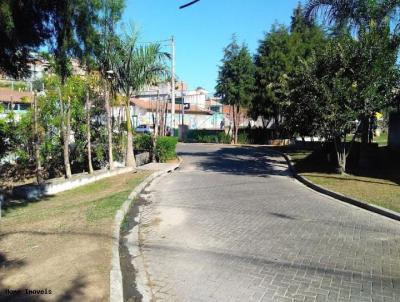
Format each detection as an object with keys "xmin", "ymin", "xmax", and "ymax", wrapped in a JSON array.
[
  {"xmin": 272, "ymin": 149, "xmax": 400, "ymax": 222},
  {"xmin": 110, "ymin": 158, "xmax": 183, "ymax": 302}
]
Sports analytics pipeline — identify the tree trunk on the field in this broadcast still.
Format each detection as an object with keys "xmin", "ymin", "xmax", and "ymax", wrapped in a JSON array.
[
  {"xmin": 152, "ymin": 90, "xmax": 160, "ymax": 162},
  {"xmin": 105, "ymin": 88, "xmax": 114, "ymax": 170},
  {"xmin": 164, "ymin": 100, "xmax": 168, "ymax": 136},
  {"xmin": 33, "ymin": 92, "xmax": 42, "ymax": 184},
  {"xmin": 261, "ymin": 117, "xmax": 268, "ymax": 129},
  {"xmin": 125, "ymin": 97, "xmax": 136, "ymax": 168},
  {"xmin": 86, "ymin": 91, "xmax": 94, "ymax": 174},
  {"xmin": 334, "ymin": 139, "xmax": 346, "ymax": 174},
  {"xmin": 231, "ymin": 105, "xmax": 236, "ymax": 144},
  {"xmin": 60, "ymin": 91, "xmax": 72, "ymax": 179},
  {"xmin": 235, "ymin": 105, "xmax": 240, "ymax": 144},
  {"xmin": 117, "ymin": 107, "xmax": 123, "ymax": 157},
  {"xmin": 159, "ymin": 99, "xmax": 164, "ymax": 137},
  {"xmin": 336, "ymin": 151, "xmax": 346, "ymax": 174},
  {"xmin": 360, "ymin": 116, "xmax": 369, "ymax": 144}
]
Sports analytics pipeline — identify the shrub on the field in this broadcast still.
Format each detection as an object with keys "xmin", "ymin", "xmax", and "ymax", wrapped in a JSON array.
[
  {"xmin": 135, "ymin": 134, "xmax": 153, "ymax": 152},
  {"xmin": 198, "ymin": 135, "xmax": 218, "ymax": 143},
  {"xmin": 218, "ymin": 132, "xmax": 231, "ymax": 144},
  {"xmin": 155, "ymin": 137, "xmax": 178, "ymax": 162},
  {"xmin": 237, "ymin": 132, "xmax": 249, "ymax": 144},
  {"xmin": 187, "ymin": 130, "xmax": 221, "ymax": 143}
]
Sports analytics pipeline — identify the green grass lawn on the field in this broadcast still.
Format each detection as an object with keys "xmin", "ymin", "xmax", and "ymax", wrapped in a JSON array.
[
  {"xmin": 374, "ymin": 131, "xmax": 388, "ymax": 146},
  {"xmin": 304, "ymin": 173, "xmax": 400, "ymax": 213},
  {"xmin": 279, "ymin": 146, "xmax": 400, "ymax": 213}
]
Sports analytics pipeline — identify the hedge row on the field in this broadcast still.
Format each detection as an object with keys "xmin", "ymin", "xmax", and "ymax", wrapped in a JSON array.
[{"xmin": 155, "ymin": 137, "xmax": 178, "ymax": 163}]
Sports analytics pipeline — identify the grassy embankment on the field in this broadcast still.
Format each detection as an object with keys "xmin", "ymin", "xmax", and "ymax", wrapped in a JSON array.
[
  {"xmin": 0, "ymin": 171, "xmax": 150, "ymax": 302},
  {"xmin": 279, "ymin": 133, "xmax": 400, "ymax": 213}
]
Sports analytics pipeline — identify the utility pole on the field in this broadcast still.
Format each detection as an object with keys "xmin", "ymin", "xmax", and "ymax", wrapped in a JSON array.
[
  {"xmin": 171, "ymin": 36, "xmax": 176, "ymax": 136},
  {"xmin": 181, "ymin": 81, "xmax": 185, "ymax": 125}
]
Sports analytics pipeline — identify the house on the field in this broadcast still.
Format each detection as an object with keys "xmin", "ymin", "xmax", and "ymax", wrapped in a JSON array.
[
  {"xmin": 130, "ymin": 97, "xmax": 215, "ymax": 129},
  {"xmin": 0, "ymin": 88, "xmax": 32, "ymax": 121},
  {"xmin": 132, "ymin": 84, "xmax": 228, "ymax": 130},
  {"xmin": 0, "ymin": 54, "xmax": 86, "ymax": 93}
]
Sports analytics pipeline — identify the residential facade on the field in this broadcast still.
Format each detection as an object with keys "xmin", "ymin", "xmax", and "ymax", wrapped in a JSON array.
[
  {"xmin": 131, "ymin": 84, "xmax": 227, "ymax": 130},
  {"xmin": 0, "ymin": 88, "xmax": 32, "ymax": 121}
]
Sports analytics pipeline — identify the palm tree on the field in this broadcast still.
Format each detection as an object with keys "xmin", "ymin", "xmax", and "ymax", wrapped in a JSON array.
[
  {"xmin": 304, "ymin": 0, "xmax": 400, "ymax": 30},
  {"xmin": 111, "ymin": 31, "xmax": 169, "ymax": 167}
]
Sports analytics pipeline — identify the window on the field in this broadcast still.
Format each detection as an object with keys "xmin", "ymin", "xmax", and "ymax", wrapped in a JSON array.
[
  {"xmin": 210, "ymin": 106, "xmax": 221, "ymax": 113},
  {"xmin": 19, "ymin": 103, "xmax": 30, "ymax": 111}
]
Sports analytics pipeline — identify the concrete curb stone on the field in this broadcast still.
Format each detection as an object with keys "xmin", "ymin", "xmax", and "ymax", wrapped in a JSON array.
[
  {"xmin": 110, "ymin": 158, "xmax": 183, "ymax": 302},
  {"xmin": 272, "ymin": 148, "xmax": 400, "ymax": 222}
]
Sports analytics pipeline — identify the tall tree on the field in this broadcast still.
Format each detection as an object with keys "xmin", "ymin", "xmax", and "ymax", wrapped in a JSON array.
[
  {"xmin": 50, "ymin": 1, "xmax": 102, "ymax": 84},
  {"xmin": 252, "ymin": 25, "xmax": 291, "ymax": 132},
  {"xmin": 252, "ymin": 5, "xmax": 326, "ymax": 135},
  {"xmin": 216, "ymin": 35, "xmax": 255, "ymax": 144},
  {"xmin": 85, "ymin": 73, "xmax": 102, "ymax": 174},
  {"xmin": 32, "ymin": 92, "xmax": 43, "ymax": 183},
  {"xmin": 97, "ymin": 0, "xmax": 126, "ymax": 170},
  {"xmin": 48, "ymin": 0, "xmax": 101, "ymax": 178},
  {"xmin": 111, "ymin": 30, "xmax": 169, "ymax": 167},
  {"xmin": 304, "ymin": 0, "xmax": 400, "ymax": 143},
  {"xmin": 287, "ymin": 28, "xmax": 398, "ymax": 173}
]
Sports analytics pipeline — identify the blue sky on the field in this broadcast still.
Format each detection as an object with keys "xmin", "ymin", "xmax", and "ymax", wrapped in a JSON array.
[{"xmin": 123, "ymin": 0, "xmax": 305, "ymax": 93}]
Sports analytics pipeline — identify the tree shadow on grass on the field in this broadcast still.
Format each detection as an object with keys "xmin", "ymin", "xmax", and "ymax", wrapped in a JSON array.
[
  {"xmin": 178, "ymin": 145, "xmax": 291, "ymax": 177},
  {"xmin": 350, "ymin": 147, "xmax": 400, "ymax": 186},
  {"xmin": 294, "ymin": 147, "xmax": 400, "ymax": 186},
  {"xmin": 0, "ymin": 194, "xmax": 54, "ymax": 217},
  {"xmin": 0, "ymin": 252, "xmax": 87, "ymax": 302},
  {"xmin": 274, "ymin": 145, "xmax": 400, "ymax": 186}
]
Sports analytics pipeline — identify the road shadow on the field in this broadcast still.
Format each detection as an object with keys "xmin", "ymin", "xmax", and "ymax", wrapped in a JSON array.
[
  {"xmin": 144, "ymin": 243, "xmax": 400, "ymax": 292},
  {"xmin": 178, "ymin": 145, "xmax": 291, "ymax": 177}
]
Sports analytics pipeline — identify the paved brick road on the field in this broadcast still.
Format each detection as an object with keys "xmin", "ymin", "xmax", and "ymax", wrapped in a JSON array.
[{"xmin": 134, "ymin": 144, "xmax": 400, "ymax": 302}]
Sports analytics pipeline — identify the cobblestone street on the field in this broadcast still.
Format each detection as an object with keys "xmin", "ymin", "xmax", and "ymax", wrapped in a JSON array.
[{"xmin": 132, "ymin": 144, "xmax": 400, "ymax": 302}]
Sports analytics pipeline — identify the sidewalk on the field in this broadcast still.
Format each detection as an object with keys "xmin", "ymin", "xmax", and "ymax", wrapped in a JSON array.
[{"xmin": 138, "ymin": 162, "xmax": 180, "ymax": 173}]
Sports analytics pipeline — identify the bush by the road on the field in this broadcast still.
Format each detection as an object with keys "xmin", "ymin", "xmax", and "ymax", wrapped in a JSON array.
[
  {"xmin": 218, "ymin": 132, "xmax": 232, "ymax": 144},
  {"xmin": 237, "ymin": 132, "xmax": 249, "ymax": 144},
  {"xmin": 155, "ymin": 137, "xmax": 178, "ymax": 162},
  {"xmin": 134, "ymin": 134, "xmax": 153, "ymax": 153}
]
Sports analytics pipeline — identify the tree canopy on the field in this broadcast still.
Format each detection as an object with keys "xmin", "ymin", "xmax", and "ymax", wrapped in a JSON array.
[
  {"xmin": 216, "ymin": 35, "xmax": 255, "ymax": 143},
  {"xmin": 251, "ymin": 4, "xmax": 326, "ymax": 131},
  {"xmin": 0, "ymin": 0, "xmax": 53, "ymax": 77}
]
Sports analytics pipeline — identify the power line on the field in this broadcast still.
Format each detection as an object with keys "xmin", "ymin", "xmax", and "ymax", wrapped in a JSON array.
[
  {"xmin": 179, "ymin": 0, "xmax": 200, "ymax": 9},
  {"xmin": 137, "ymin": 38, "xmax": 172, "ymax": 44}
]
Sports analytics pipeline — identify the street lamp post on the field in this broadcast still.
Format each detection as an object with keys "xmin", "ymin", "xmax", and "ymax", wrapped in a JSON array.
[{"xmin": 171, "ymin": 36, "xmax": 176, "ymax": 136}]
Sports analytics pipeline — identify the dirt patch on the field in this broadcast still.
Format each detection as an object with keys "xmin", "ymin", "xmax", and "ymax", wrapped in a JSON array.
[
  {"xmin": 165, "ymin": 158, "xmax": 180, "ymax": 164},
  {"xmin": 119, "ymin": 198, "xmax": 145, "ymax": 302},
  {"xmin": 0, "ymin": 171, "xmax": 151, "ymax": 302}
]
